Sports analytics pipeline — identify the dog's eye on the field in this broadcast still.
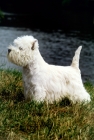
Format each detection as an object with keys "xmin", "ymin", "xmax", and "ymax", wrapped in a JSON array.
[{"xmin": 19, "ymin": 47, "xmax": 23, "ymax": 50}]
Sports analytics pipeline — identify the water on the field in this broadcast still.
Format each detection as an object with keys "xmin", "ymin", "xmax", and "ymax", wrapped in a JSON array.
[{"xmin": 0, "ymin": 27, "xmax": 94, "ymax": 83}]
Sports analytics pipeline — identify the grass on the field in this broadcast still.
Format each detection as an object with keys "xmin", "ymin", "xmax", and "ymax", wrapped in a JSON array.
[{"xmin": 0, "ymin": 69, "xmax": 94, "ymax": 140}]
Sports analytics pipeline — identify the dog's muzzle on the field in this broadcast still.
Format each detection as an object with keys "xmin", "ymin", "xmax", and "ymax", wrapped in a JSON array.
[{"xmin": 8, "ymin": 49, "xmax": 11, "ymax": 54}]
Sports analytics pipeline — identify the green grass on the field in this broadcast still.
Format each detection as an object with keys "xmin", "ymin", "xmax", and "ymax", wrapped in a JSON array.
[{"xmin": 0, "ymin": 69, "xmax": 94, "ymax": 140}]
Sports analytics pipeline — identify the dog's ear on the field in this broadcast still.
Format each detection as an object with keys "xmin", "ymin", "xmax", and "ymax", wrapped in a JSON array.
[{"xmin": 31, "ymin": 40, "xmax": 38, "ymax": 50}]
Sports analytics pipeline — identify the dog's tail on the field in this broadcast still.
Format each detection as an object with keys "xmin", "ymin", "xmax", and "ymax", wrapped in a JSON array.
[{"xmin": 71, "ymin": 46, "xmax": 82, "ymax": 68}]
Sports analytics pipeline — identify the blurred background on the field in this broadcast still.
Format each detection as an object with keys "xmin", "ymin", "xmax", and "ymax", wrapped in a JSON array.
[
  {"xmin": 0, "ymin": 0, "xmax": 94, "ymax": 30},
  {"xmin": 0, "ymin": 0, "xmax": 94, "ymax": 83}
]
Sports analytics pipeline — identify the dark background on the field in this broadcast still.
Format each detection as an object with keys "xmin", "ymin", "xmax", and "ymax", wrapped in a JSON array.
[{"xmin": 0, "ymin": 0, "xmax": 94, "ymax": 30}]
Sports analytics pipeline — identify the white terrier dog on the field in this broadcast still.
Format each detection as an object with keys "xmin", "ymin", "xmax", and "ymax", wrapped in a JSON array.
[{"xmin": 7, "ymin": 35, "xmax": 91, "ymax": 104}]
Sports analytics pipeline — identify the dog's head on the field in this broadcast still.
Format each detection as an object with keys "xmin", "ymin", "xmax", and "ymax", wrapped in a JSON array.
[{"xmin": 7, "ymin": 35, "xmax": 39, "ymax": 67}]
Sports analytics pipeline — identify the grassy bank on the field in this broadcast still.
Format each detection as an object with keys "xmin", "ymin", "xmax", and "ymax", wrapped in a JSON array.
[{"xmin": 0, "ymin": 69, "xmax": 94, "ymax": 140}]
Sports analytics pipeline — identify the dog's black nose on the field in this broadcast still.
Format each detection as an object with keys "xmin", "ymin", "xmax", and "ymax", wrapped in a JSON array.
[{"xmin": 8, "ymin": 49, "xmax": 11, "ymax": 54}]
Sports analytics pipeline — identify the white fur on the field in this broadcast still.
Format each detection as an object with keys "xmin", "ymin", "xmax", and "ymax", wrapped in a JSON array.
[{"xmin": 7, "ymin": 35, "xmax": 91, "ymax": 104}]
